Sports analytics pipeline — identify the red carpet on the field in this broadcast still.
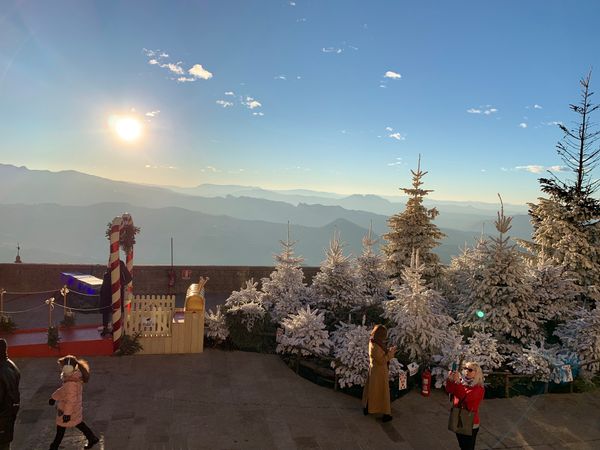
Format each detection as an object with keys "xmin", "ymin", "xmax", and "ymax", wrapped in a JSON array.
[{"xmin": 1, "ymin": 325, "xmax": 113, "ymax": 357}]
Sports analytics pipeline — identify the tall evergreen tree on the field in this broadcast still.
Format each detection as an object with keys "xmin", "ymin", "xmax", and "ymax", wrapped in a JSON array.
[
  {"xmin": 520, "ymin": 71, "xmax": 600, "ymax": 303},
  {"xmin": 383, "ymin": 156, "xmax": 445, "ymax": 283},
  {"xmin": 383, "ymin": 249, "xmax": 454, "ymax": 364},
  {"xmin": 356, "ymin": 223, "xmax": 390, "ymax": 305},
  {"xmin": 261, "ymin": 223, "xmax": 310, "ymax": 323},
  {"xmin": 461, "ymin": 197, "xmax": 542, "ymax": 352},
  {"xmin": 311, "ymin": 231, "xmax": 363, "ymax": 321}
]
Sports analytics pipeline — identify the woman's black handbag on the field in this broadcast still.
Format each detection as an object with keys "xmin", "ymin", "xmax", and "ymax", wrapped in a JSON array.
[{"xmin": 448, "ymin": 396, "xmax": 474, "ymax": 435}]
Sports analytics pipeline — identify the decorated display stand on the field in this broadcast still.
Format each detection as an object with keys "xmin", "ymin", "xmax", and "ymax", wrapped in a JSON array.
[{"xmin": 124, "ymin": 277, "xmax": 206, "ymax": 354}]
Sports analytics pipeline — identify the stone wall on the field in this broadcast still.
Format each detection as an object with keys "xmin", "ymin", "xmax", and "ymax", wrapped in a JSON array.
[{"xmin": 0, "ymin": 263, "xmax": 320, "ymax": 295}]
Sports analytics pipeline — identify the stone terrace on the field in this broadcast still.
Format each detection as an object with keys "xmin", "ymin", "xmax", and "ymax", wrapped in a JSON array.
[{"xmin": 11, "ymin": 350, "xmax": 600, "ymax": 449}]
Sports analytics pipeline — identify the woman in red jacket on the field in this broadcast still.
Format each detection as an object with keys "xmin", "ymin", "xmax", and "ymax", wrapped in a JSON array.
[{"xmin": 445, "ymin": 361, "xmax": 485, "ymax": 450}]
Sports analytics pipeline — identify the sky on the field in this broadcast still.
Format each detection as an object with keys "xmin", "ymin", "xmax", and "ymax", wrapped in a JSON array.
[{"xmin": 1, "ymin": 0, "xmax": 600, "ymax": 204}]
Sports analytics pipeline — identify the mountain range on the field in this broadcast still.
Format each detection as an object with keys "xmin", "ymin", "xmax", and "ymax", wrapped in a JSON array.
[{"xmin": 0, "ymin": 164, "xmax": 533, "ymax": 265}]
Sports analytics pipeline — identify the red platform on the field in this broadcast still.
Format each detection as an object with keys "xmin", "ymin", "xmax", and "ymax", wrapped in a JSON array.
[{"xmin": 1, "ymin": 325, "xmax": 113, "ymax": 358}]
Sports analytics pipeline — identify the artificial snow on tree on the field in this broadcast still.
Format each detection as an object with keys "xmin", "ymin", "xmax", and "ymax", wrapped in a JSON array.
[
  {"xmin": 555, "ymin": 306, "xmax": 600, "ymax": 377},
  {"xmin": 383, "ymin": 249, "xmax": 454, "ymax": 364},
  {"xmin": 224, "ymin": 279, "xmax": 268, "ymax": 332},
  {"xmin": 383, "ymin": 156, "xmax": 445, "ymax": 284},
  {"xmin": 261, "ymin": 224, "xmax": 311, "ymax": 323},
  {"xmin": 507, "ymin": 343, "xmax": 576, "ymax": 383},
  {"xmin": 330, "ymin": 322, "xmax": 371, "ymax": 388},
  {"xmin": 528, "ymin": 255, "xmax": 580, "ymax": 324},
  {"xmin": 356, "ymin": 225, "xmax": 390, "ymax": 306},
  {"xmin": 311, "ymin": 231, "xmax": 363, "ymax": 320},
  {"xmin": 462, "ymin": 332, "xmax": 505, "ymax": 372},
  {"xmin": 276, "ymin": 306, "xmax": 332, "ymax": 357},
  {"xmin": 204, "ymin": 306, "xmax": 230, "ymax": 343},
  {"xmin": 442, "ymin": 237, "xmax": 487, "ymax": 319},
  {"xmin": 519, "ymin": 72, "xmax": 600, "ymax": 304},
  {"xmin": 460, "ymin": 196, "xmax": 543, "ymax": 351}
]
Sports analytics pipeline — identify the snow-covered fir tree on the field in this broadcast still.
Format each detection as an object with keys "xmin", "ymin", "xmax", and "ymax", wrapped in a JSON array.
[
  {"xmin": 460, "ymin": 197, "xmax": 542, "ymax": 352},
  {"xmin": 224, "ymin": 279, "xmax": 267, "ymax": 332},
  {"xmin": 204, "ymin": 306, "xmax": 229, "ymax": 343},
  {"xmin": 555, "ymin": 306, "xmax": 600, "ymax": 377},
  {"xmin": 462, "ymin": 332, "xmax": 505, "ymax": 372},
  {"xmin": 443, "ymin": 237, "xmax": 487, "ymax": 319},
  {"xmin": 528, "ymin": 253, "xmax": 580, "ymax": 324},
  {"xmin": 276, "ymin": 306, "xmax": 332, "ymax": 356},
  {"xmin": 383, "ymin": 249, "xmax": 454, "ymax": 364},
  {"xmin": 311, "ymin": 231, "xmax": 363, "ymax": 320},
  {"xmin": 330, "ymin": 321, "xmax": 404, "ymax": 388},
  {"xmin": 383, "ymin": 156, "xmax": 445, "ymax": 284},
  {"xmin": 261, "ymin": 224, "xmax": 310, "ymax": 323},
  {"xmin": 519, "ymin": 72, "xmax": 600, "ymax": 304},
  {"xmin": 356, "ymin": 224, "xmax": 390, "ymax": 305}
]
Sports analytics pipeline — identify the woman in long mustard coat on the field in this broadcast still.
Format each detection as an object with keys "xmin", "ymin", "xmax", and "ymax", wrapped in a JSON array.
[{"xmin": 362, "ymin": 325, "xmax": 397, "ymax": 422}]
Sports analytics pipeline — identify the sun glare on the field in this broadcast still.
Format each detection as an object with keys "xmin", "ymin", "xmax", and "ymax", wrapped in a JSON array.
[{"xmin": 109, "ymin": 115, "xmax": 143, "ymax": 142}]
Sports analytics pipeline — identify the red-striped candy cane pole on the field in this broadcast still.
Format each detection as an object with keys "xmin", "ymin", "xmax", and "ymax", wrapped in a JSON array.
[
  {"xmin": 122, "ymin": 214, "xmax": 134, "ymax": 312},
  {"xmin": 109, "ymin": 216, "xmax": 123, "ymax": 352}
]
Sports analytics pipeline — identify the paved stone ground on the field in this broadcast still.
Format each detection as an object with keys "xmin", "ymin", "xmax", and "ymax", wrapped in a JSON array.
[{"xmin": 10, "ymin": 350, "xmax": 600, "ymax": 450}]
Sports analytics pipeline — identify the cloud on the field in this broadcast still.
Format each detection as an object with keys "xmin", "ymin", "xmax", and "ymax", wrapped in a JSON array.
[
  {"xmin": 177, "ymin": 77, "xmax": 196, "ymax": 83},
  {"xmin": 348, "ymin": 45, "xmax": 359, "ymax": 51},
  {"xmin": 481, "ymin": 169, "xmax": 487, "ymax": 172},
  {"xmin": 384, "ymin": 71, "xmax": 401, "ymax": 79},
  {"xmin": 515, "ymin": 165, "xmax": 568, "ymax": 174},
  {"xmin": 519, "ymin": 122, "xmax": 528, "ymax": 128},
  {"xmin": 379, "ymin": 84, "xmax": 387, "ymax": 88},
  {"xmin": 216, "ymin": 100, "xmax": 233, "ymax": 108},
  {"xmin": 297, "ymin": 18, "xmax": 307, "ymax": 22},
  {"xmin": 224, "ymin": 91, "xmax": 235, "ymax": 96},
  {"xmin": 389, "ymin": 132, "xmax": 405, "ymax": 141},
  {"xmin": 164, "ymin": 63, "xmax": 184, "ymax": 75},
  {"xmin": 144, "ymin": 164, "xmax": 176, "ymax": 170},
  {"xmin": 543, "ymin": 121, "xmax": 562, "ymax": 126},
  {"xmin": 244, "ymin": 97, "xmax": 262, "ymax": 109},
  {"xmin": 274, "ymin": 75, "xmax": 287, "ymax": 80},
  {"xmin": 385, "ymin": 126, "xmax": 393, "ymax": 131},
  {"xmin": 188, "ymin": 64, "xmax": 213, "ymax": 80},
  {"xmin": 322, "ymin": 47, "xmax": 342, "ymax": 54},
  {"xmin": 387, "ymin": 157, "xmax": 402, "ymax": 167},
  {"xmin": 199, "ymin": 166, "xmax": 221, "ymax": 173},
  {"xmin": 533, "ymin": 104, "xmax": 543, "ymax": 109},
  {"xmin": 467, "ymin": 106, "xmax": 497, "ymax": 115},
  {"xmin": 289, "ymin": 1, "xmax": 296, "ymax": 5},
  {"xmin": 148, "ymin": 59, "xmax": 159, "ymax": 65},
  {"xmin": 145, "ymin": 110, "xmax": 160, "ymax": 117},
  {"xmin": 253, "ymin": 112, "xmax": 264, "ymax": 116}
]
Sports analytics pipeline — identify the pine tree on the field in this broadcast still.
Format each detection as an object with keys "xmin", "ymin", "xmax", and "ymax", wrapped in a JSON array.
[
  {"xmin": 224, "ymin": 279, "xmax": 267, "ymax": 332},
  {"xmin": 520, "ymin": 72, "xmax": 600, "ymax": 303},
  {"xmin": 204, "ymin": 306, "xmax": 230, "ymax": 343},
  {"xmin": 383, "ymin": 156, "xmax": 445, "ymax": 284},
  {"xmin": 276, "ymin": 306, "xmax": 332, "ymax": 357},
  {"xmin": 356, "ymin": 223, "xmax": 390, "ymax": 305},
  {"xmin": 383, "ymin": 249, "xmax": 454, "ymax": 364},
  {"xmin": 555, "ymin": 306, "xmax": 600, "ymax": 377},
  {"xmin": 261, "ymin": 223, "xmax": 310, "ymax": 323},
  {"xmin": 460, "ymin": 196, "xmax": 542, "ymax": 352},
  {"xmin": 311, "ymin": 231, "xmax": 363, "ymax": 320},
  {"xmin": 443, "ymin": 237, "xmax": 487, "ymax": 319}
]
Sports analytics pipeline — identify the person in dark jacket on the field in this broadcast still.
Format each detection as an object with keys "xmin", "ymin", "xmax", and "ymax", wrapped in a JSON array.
[
  {"xmin": 0, "ymin": 339, "xmax": 20, "ymax": 450},
  {"xmin": 99, "ymin": 260, "xmax": 132, "ymax": 336},
  {"xmin": 445, "ymin": 361, "xmax": 485, "ymax": 450}
]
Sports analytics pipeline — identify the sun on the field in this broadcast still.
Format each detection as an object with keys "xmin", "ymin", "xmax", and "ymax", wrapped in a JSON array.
[{"xmin": 109, "ymin": 115, "xmax": 143, "ymax": 142}]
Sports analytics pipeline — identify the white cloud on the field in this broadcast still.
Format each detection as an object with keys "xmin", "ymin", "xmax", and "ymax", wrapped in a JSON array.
[
  {"xmin": 348, "ymin": 45, "xmax": 359, "ymax": 51},
  {"xmin": 224, "ymin": 91, "xmax": 235, "ymax": 96},
  {"xmin": 385, "ymin": 126, "xmax": 393, "ymax": 131},
  {"xmin": 145, "ymin": 110, "xmax": 160, "ymax": 117},
  {"xmin": 245, "ymin": 97, "xmax": 262, "ymax": 109},
  {"xmin": 515, "ymin": 165, "xmax": 568, "ymax": 174},
  {"xmin": 162, "ymin": 62, "xmax": 184, "ymax": 75},
  {"xmin": 389, "ymin": 132, "xmax": 405, "ymax": 141},
  {"xmin": 188, "ymin": 64, "xmax": 213, "ymax": 80},
  {"xmin": 322, "ymin": 47, "xmax": 342, "ymax": 54},
  {"xmin": 159, "ymin": 52, "xmax": 169, "ymax": 58},
  {"xmin": 297, "ymin": 18, "xmax": 307, "ymax": 22},
  {"xmin": 379, "ymin": 84, "xmax": 387, "ymax": 88},
  {"xmin": 200, "ymin": 166, "xmax": 221, "ymax": 173},
  {"xmin": 289, "ymin": 1, "xmax": 296, "ymax": 5},
  {"xmin": 252, "ymin": 112, "xmax": 264, "ymax": 116},
  {"xmin": 543, "ymin": 121, "xmax": 562, "ymax": 126},
  {"xmin": 481, "ymin": 169, "xmax": 487, "ymax": 172},
  {"xmin": 384, "ymin": 71, "xmax": 401, "ymax": 79},
  {"xmin": 387, "ymin": 157, "xmax": 402, "ymax": 167},
  {"xmin": 148, "ymin": 59, "xmax": 159, "ymax": 65},
  {"xmin": 467, "ymin": 106, "xmax": 497, "ymax": 115},
  {"xmin": 177, "ymin": 77, "xmax": 196, "ymax": 83},
  {"xmin": 534, "ymin": 104, "xmax": 543, "ymax": 109},
  {"xmin": 519, "ymin": 122, "xmax": 528, "ymax": 128},
  {"xmin": 274, "ymin": 75, "xmax": 287, "ymax": 80},
  {"xmin": 216, "ymin": 100, "xmax": 233, "ymax": 108}
]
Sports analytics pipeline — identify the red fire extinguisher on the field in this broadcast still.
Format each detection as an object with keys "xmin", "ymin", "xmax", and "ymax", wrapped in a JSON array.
[{"xmin": 421, "ymin": 367, "xmax": 432, "ymax": 397}]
